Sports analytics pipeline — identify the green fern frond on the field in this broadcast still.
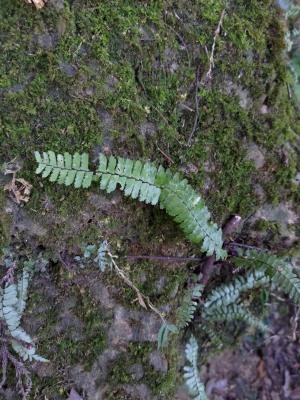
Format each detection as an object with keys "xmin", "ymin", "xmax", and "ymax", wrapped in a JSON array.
[
  {"xmin": 97, "ymin": 154, "xmax": 162, "ymax": 205},
  {"xmin": 204, "ymin": 270, "xmax": 270, "ymax": 310},
  {"xmin": 34, "ymin": 150, "xmax": 94, "ymax": 188},
  {"xmin": 184, "ymin": 336, "xmax": 208, "ymax": 400},
  {"xmin": 204, "ymin": 303, "xmax": 268, "ymax": 332},
  {"xmin": 157, "ymin": 323, "xmax": 178, "ymax": 350},
  {"xmin": 158, "ymin": 173, "xmax": 226, "ymax": 260},
  {"xmin": 234, "ymin": 250, "xmax": 300, "ymax": 305},
  {"xmin": 177, "ymin": 284, "xmax": 203, "ymax": 328},
  {"xmin": 34, "ymin": 150, "xmax": 226, "ymax": 259}
]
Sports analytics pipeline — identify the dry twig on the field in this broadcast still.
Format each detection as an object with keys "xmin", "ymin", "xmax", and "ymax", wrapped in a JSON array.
[
  {"xmin": 108, "ymin": 252, "xmax": 166, "ymax": 323},
  {"xmin": 187, "ymin": 9, "xmax": 226, "ymax": 146}
]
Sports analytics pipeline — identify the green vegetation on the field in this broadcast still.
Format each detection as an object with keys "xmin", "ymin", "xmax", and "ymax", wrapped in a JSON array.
[{"xmin": 1, "ymin": 0, "xmax": 300, "ymax": 398}]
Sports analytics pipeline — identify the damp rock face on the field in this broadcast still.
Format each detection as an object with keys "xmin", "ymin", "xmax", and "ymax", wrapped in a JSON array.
[{"xmin": 1, "ymin": 0, "xmax": 300, "ymax": 399}]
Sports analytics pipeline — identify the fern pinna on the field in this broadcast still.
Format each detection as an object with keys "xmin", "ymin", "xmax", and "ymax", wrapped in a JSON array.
[
  {"xmin": 184, "ymin": 336, "xmax": 208, "ymax": 400},
  {"xmin": 233, "ymin": 250, "xmax": 300, "ymax": 305},
  {"xmin": 34, "ymin": 150, "xmax": 226, "ymax": 260},
  {"xmin": 0, "ymin": 264, "xmax": 48, "ymax": 363}
]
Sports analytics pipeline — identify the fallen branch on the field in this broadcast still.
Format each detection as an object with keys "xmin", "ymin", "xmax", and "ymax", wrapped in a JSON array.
[
  {"xmin": 126, "ymin": 255, "xmax": 203, "ymax": 263},
  {"xmin": 205, "ymin": 9, "xmax": 226, "ymax": 83}
]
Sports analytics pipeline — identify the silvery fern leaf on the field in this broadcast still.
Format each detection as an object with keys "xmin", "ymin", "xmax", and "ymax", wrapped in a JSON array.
[
  {"xmin": 204, "ymin": 270, "xmax": 270, "ymax": 310},
  {"xmin": 17, "ymin": 262, "xmax": 32, "ymax": 315},
  {"xmin": 234, "ymin": 250, "xmax": 300, "ymax": 305},
  {"xmin": 158, "ymin": 173, "xmax": 226, "ymax": 260},
  {"xmin": 204, "ymin": 304, "xmax": 268, "ymax": 333},
  {"xmin": 184, "ymin": 336, "xmax": 207, "ymax": 400},
  {"xmin": 95, "ymin": 241, "xmax": 112, "ymax": 272},
  {"xmin": 2, "ymin": 283, "xmax": 21, "ymax": 333},
  {"xmin": 177, "ymin": 284, "xmax": 203, "ymax": 328}
]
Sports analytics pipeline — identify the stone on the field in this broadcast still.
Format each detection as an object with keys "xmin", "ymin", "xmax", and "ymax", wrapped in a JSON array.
[
  {"xmin": 293, "ymin": 172, "xmax": 300, "ymax": 186},
  {"xmin": 148, "ymin": 350, "xmax": 168, "ymax": 374},
  {"xmin": 59, "ymin": 63, "xmax": 77, "ymax": 78},
  {"xmin": 120, "ymin": 384, "xmax": 152, "ymax": 400},
  {"xmin": 35, "ymin": 33, "xmax": 57, "ymax": 50},
  {"xmin": 48, "ymin": 0, "xmax": 65, "ymax": 10},
  {"xmin": 154, "ymin": 276, "xmax": 166, "ymax": 294},
  {"xmin": 223, "ymin": 78, "xmax": 253, "ymax": 109},
  {"xmin": 128, "ymin": 363, "xmax": 144, "ymax": 380},
  {"xmin": 245, "ymin": 142, "xmax": 265, "ymax": 169},
  {"xmin": 140, "ymin": 121, "xmax": 157, "ymax": 138}
]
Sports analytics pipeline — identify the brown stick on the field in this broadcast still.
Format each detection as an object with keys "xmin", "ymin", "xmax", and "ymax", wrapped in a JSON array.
[
  {"xmin": 126, "ymin": 255, "xmax": 203, "ymax": 263},
  {"xmin": 199, "ymin": 215, "xmax": 242, "ymax": 285}
]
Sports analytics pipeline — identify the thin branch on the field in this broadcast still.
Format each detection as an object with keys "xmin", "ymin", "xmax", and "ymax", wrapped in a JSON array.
[
  {"xmin": 108, "ymin": 252, "xmax": 166, "ymax": 323},
  {"xmin": 205, "ymin": 9, "xmax": 226, "ymax": 82},
  {"xmin": 187, "ymin": 9, "xmax": 226, "ymax": 146},
  {"xmin": 125, "ymin": 255, "xmax": 203, "ymax": 263}
]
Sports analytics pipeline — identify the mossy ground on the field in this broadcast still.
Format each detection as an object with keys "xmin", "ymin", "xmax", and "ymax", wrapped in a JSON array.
[{"xmin": 0, "ymin": 0, "xmax": 300, "ymax": 398}]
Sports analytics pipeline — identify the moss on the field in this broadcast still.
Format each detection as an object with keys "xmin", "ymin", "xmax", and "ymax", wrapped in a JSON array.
[
  {"xmin": 1, "ymin": 0, "xmax": 300, "ymax": 396},
  {"xmin": 108, "ymin": 341, "xmax": 180, "ymax": 398},
  {"xmin": 0, "ymin": 189, "xmax": 11, "ymax": 251}
]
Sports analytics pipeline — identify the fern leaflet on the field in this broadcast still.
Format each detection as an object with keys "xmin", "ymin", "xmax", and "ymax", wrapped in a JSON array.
[
  {"xmin": 0, "ymin": 266, "xmax": 48, "ymax": 363},
  {"xmin": 184, "ymin": 336, "xmax": 208, "ymax": 400},
  {"xmin": 204, "ymin": 303, "xmax": 268, "ymax": 332},
  {"xmin": 34, "ymin": 150, "xmax": 94, "ymax": 188},
  {"xmin": 234, "ymin": 250, "xmax": 300, "ymax": 305},
  {"xmin": 177, "ymin": 284, "xmax": 203, "ymax": 328},
  {"xmin": 97, "ymin": 154, "xmax": 162, "ymax": 205},
  {"xmin": 158, "ymin": 172, "xmax": 226, "ymax": 260},
  {"xmin": 204, "ymin": 270, "xmax": 270, "ymax": 310}
]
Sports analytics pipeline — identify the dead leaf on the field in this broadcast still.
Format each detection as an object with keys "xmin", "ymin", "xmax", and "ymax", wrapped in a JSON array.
[
  {"xmin": 24, "ymin": 0, "xmax": 47, "ymax": 9},
  {"xmin": 4, "ymin": 177, "xmax": 32, "ymax": 204}
]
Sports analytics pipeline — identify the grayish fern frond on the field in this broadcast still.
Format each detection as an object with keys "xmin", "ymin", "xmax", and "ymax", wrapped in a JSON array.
[
  {"xmin": 177, "ymin": 284, "xmax": 203, "ymax": 328},
  {"xmin": 34, "ymin": 150, "xmax": 94, "ymax": 188},
  {"xmin": 204, "ymin": 304, "xmax": 268, "ymax": 332},
  {"xmin": 234, "ymin": 250, "xmax": 300, "ymax": 305},
  {"xmin": 17, "ymin": 262, "xmax": 33, "ymax": 316},
  {"xmin": 204, "ymin": 270, "xmax": 270, "ymax": 310},
  {"xmin": 184, "ymin": 336, "xmax": 208, "ymax": 400},
  {"xmin": 0, "ymin": 267, "xmax": 48, "ymax": 363},
  {"xmin": 94, "ymin": 241, "xmax": 112, "ymax": 272}
]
